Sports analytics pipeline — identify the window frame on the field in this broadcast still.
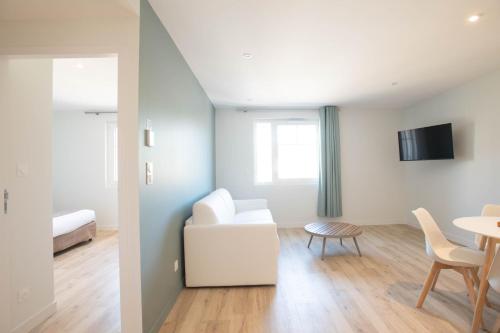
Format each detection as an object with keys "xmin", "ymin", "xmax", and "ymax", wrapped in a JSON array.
[
  {"xmin": 254, "ymin": 118, "xmax": 320, "ymax": 186},
  {"xmin": 105, "ymin": 120, "xmax": 118, "ymax": 188}
]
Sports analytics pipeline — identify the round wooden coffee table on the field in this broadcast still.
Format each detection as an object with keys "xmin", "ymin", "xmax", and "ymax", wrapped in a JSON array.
[{"xmin": 304, "ymin": 222, "xmax": 362, "ymax": 260}]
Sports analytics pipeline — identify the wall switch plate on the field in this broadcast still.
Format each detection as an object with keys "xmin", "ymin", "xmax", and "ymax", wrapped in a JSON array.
[
  {"xmin": 146, "ymin": 162, "xmax": 153, "ymax": 185},
  {"xmin": 145, "ymin": 129, "xmax": 155, "ymax": 147},
  {"xmin": 145, "ymin": 119, "xmax": 154, "ymax": 147},
  {"xmin": 174, "ymin": 259, "xmax": 179, "ymax": 272}
]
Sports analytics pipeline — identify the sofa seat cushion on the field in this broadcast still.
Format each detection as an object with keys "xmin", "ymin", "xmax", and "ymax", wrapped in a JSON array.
[{"xmin": 233, "ymin": 209, "xmax": 274, "ymax": 224}]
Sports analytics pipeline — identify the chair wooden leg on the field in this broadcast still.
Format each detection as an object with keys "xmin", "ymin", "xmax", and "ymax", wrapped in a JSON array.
[
  {"xmin": 417, "ymin": 261, "xmax": 441, "ymax": 308},
  {"xmin": 483, "ymin": 283, "xmax": 491, "ymax": 311},
  {"xmin": 461, "ymin": 268, "xmax": 478, "ymax": 308},
  {"xmin": 471, "ymin": 268, "xmax": 480, "ymax": 288},
  {"xmin": 471, "ymin": 268, "xmax": 492, "ymax": 308},
  {"xmin": 472, "ymin": 237, "xmax": 497, "ymax": 333},
  {"xmin": 459, "ymin": 268, "xmax": 486, "ymax": 329},
  {"xmin": 431, "ymin": 268, "xmax": 441, "ymax": 291},
  {"xmin": 340, "ymin": 238, "xmax": 343, "ymax": 246}
]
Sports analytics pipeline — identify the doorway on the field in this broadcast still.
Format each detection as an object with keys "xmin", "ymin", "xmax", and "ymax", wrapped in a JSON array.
[{"xmin": 42, "ymin": 56, "xmax": 121, "ymax": 332}]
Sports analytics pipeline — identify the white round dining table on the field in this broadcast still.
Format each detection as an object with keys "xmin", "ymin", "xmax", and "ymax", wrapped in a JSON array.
[
  {"xmin": 454, "ymin": 216, "xmax": 500, "ymax": 239},
  {"xmin": 453, "ymin": 216, "xmax": 500, "ymax": 333}
]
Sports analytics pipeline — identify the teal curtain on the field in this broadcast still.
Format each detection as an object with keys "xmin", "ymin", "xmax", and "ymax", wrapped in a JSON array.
[{"xmin": 317, "ymin": 106, "xmax": 342, "ymax": 217}]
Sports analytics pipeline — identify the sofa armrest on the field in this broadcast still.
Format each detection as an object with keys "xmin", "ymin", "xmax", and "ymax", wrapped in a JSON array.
[
  {"xmin": 184, "ymin": 222, "xmax": 279, "ymax": 287},
  {"xmin": 233, "ymin": 199, "xmax": 268, "ymax": 212}
]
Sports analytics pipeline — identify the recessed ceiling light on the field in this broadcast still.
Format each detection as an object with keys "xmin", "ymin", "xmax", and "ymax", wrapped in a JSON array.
[
  {"xmin": 75, "ymin": 63, "xmax": 84, "ymax": 69},
  {"xmin": 467, "ymin": 14, "xmax": 482, "ymax": 23},
  {"xmin": 242, "ymin": 53, "xmax": 253, "ymax": 60}
]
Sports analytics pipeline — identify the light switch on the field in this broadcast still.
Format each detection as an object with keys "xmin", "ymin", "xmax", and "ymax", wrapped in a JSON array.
[
  {"xmin": 145, "ymin": 119, "xmax": 154, "ymax": 147},
  {"xmin": 145, "ymin": 129, "xmax": 155, "ymax": 147},
  {"xmin": 146, "ymin": 162, "xmax": 153, "ymax": 185}
]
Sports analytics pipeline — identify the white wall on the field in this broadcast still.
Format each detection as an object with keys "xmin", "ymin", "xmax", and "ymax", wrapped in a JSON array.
[
  {"xmin": 216, "ymin": 108, "xmax": 405, "ymax": 227},
  {"xmin": 339, "ymin": 108, "xmax": 406, "ymax": 225},
  {"xmin": 402, "ymin": 69, "xmax": 500, "ymax": 246},
  {"xmin": 1, "ymin": 58, "xmax": 55, "ymax": 333},
  {"xmin": 53, "ymin": 111, "xmax": 118, "ymax": 229},
  {"xmin": 0, "ymin": 16, "xmax": 142, "ymax": 333}
]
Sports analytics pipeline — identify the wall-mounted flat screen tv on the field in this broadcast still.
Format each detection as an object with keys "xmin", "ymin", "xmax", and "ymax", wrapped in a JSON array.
[{"xmin": 398, "ymin": 123, "xmax": 454, "ymax": 161}]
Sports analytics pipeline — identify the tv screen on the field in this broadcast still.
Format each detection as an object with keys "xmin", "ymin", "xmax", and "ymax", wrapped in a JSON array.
[{"xmin": 398, "ymin": 123, "xmax": 454, "ymax": 161}]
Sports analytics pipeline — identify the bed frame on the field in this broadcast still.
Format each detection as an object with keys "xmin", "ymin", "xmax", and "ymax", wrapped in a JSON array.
[{"xmin": 53, "ymin": 221, "xmax": 96, "ymax": 253}]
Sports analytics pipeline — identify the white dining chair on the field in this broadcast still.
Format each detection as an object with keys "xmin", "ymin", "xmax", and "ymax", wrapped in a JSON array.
[
  {"xmin": 475, "ymin": 204, "xmax": 500, "ymax": 250},
  {"xmin": 412, "ymin": 208, "xmax": 485, "ymax": 309}
]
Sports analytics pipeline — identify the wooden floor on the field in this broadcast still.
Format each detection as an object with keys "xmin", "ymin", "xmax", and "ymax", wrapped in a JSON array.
[
  {"xmin": 161, "ymin": 225, "xmax": 500, "ymax": 333},
  {"xmin": 38, "ymin": 230, "xmax": 121, "ymax": 333}
]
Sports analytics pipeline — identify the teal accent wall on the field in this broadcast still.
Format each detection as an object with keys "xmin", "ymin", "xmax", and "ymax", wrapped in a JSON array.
[{"xmin": 138, "ymin": 1, "xmax": 215, "ymax": 332}]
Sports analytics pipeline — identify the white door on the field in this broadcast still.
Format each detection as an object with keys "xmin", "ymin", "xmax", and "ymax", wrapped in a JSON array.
[
  {"xmin": 0, "ymin": 57, "xmax": 11, "ymax": 333},
  {"xmin": 0, "ymin": 57, "xmax": 55, "ymax": 332}
]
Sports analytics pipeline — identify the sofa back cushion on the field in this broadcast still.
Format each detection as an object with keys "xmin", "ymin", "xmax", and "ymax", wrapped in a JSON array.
[
  {"xmin": 192, "ymin": 188, "xmax": 235, "ymax": 225},
  {"xmin": 216, "ymin": 188, "xmax": 235, "ymax": 217}
]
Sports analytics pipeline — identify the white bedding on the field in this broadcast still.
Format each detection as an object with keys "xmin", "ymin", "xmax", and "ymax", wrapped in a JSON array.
[{"xmin": 53, "ymin": 210, "xmax": 96, "ymax": 237}]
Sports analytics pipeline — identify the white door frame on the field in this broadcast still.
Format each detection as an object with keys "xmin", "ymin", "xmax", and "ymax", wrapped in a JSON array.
[
  {"xmin": 0, "ymin": 49, "xmax": 142, "ymax": 333},
  {"xmin": 0, "ymin": 56, "xmax": 12, "ymax": 333}
]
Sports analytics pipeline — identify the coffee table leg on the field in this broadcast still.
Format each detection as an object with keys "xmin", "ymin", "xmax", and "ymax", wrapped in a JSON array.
[
  {"xmin": 307, "ymin": 235, "xmax": 313, "ymax": 248},
  {"xmin": 321, "ymin": 238, "xmax": 327, "ymax": 260},
  {"xmin": 353, "ymin": 237, "xmax": 362, "ymax": 257},
  {"xmin": 340, "ymin": 238, "xmax": 343, "ymax": 246}
]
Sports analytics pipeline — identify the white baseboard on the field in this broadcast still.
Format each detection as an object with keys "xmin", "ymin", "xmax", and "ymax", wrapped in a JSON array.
[{"xmin": 11, "ymin": 300, "xmax": 56, "ymax": 333}]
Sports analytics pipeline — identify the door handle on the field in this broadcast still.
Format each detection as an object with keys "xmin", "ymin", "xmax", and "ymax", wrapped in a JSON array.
[{"xmin": 3, "ymin": 189, "xmax": 8, "ymax": 214}]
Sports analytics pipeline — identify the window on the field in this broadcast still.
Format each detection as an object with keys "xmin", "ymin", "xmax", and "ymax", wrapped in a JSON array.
[
  {"xmin": 254, "ymin": 119, "xmax": 319, "ymax": 184},
  {"xmin": 105, "ymin": 121, "xmax": 118, "ymax": 187}
]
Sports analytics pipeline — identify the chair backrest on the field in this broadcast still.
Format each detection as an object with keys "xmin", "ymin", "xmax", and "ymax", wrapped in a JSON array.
[
  {"xmin": 474, "ymin": 204, "xmax": 500, "ymax": 248},
  {"xmin": 412, "ymin": 208, "xmax": 450, "ymax": 258},
  {"xmin": 482, "ymin": 204, "xmax": 500, "ymax": 217},
  {"xmin": 192, "ymin": 188, "xmax": 235, "ymax": 225}
]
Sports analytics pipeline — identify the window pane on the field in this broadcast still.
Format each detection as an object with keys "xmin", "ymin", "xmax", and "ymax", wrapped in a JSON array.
[
  {"xmin": 113, "ymin": 126, "xmax": 118, "ymax": 182},
  {"xmin": 297, "ymin": 125, "xmax": 317, "ymax": 144},
  {"xmin": 255, "ymin": 122, "xmax": 272, "ymax": 183},
  {"xmin": 277, "ymin": 125, "xmax": 297, "ymax": 144},
  {"xmin": 105, "ymin": 121, "xmax": 118, "ymax": 188},
  {"xmin": 277, "ymin": 123, "xmax": 318, "ymax": 180}
]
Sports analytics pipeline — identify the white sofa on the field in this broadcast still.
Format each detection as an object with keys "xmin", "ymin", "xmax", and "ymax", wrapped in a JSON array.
[{"xmin": 184, "ymin": 188, "xmax": 280, "ymax": 287}]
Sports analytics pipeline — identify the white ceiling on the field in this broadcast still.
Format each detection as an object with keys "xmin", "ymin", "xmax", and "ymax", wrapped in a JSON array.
[
  {"xmin": 149, "ymin": 0, "xmax": 500, "ymax": 109},
  {"xmin": 53, "ymin": 57, "xmax": 118, "ymax": 113}
]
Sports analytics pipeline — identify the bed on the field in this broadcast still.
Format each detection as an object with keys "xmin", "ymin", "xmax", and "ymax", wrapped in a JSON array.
[{"xmin": 53, "ymin": 210, "xmax": 96, "ymax": 253}]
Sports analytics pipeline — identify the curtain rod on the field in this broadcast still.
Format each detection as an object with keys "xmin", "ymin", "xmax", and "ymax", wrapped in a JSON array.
[
  {"xmin": 229, "ymin": 106, "xmax": 337, "ymax": 112},
  {"xmin": 235, "ymin": 108, "xmax": 321, "ymax": 112}
]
